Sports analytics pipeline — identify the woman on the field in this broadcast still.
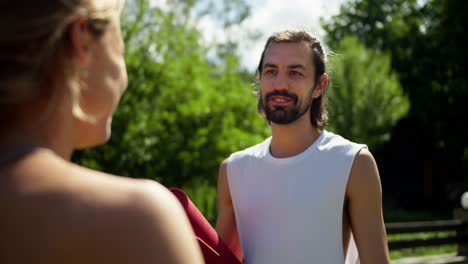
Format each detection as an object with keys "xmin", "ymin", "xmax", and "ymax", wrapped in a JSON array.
[{"xmin": 0, "ymin": 1, "xmax": 203, "ymax": 263}]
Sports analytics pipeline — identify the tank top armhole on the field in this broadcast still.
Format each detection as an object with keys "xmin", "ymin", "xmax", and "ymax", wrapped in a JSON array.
[{"xmin": 343, "ymin": 144, "xmax": 367, "ymax": 264}]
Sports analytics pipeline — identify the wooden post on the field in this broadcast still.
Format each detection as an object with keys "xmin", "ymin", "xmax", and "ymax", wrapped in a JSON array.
[{"xmin": 454, "ymin": 208, "xmax": 468, "ymax": 256}]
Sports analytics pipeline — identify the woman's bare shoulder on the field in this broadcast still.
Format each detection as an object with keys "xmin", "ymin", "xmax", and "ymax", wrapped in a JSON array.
[
  {"xmin": 0, "ymin": 149, "xmax": 203, "ymax": 264},
  {"xmin": 1, "ymin": 148, "xmax": 170, "ymax": 208},
  {"xmin": 64, "ymin": 159, "xmax": 204, "ymax": 264}
]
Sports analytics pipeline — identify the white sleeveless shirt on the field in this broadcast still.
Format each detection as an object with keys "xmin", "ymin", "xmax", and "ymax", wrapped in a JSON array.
[{"xmin": 227, "ymin": 131, "xmax": 366, "ymax": 264}]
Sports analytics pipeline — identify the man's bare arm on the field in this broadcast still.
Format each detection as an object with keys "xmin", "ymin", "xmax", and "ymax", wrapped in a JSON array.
[
  {"xmin": 215, "ymin": 160, "xmax": 243, "ymax": 261},
  {"xmin": 346, "ymin": 149, "xmax": 390, "ymax": 264}
]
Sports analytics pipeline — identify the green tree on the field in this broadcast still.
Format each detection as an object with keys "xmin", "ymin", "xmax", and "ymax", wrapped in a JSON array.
[
  {"xmin": 327, "ymin": 37, "xmax": 409, "ymax": 149},
  {"xmin": 73, "ymin": 0, "xmax": 268, "ymax": 222},
  {"xmin": 322, "ymin": 0, "xmax": 468, "ymax": 207}
]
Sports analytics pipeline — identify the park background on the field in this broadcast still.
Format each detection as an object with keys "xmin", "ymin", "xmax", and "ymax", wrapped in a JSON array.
[{"xmin": 72, "ymin": 0, "xmax": 468, "ymax": 260}]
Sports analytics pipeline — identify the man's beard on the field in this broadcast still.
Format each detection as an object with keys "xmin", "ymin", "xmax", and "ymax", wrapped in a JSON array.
[{"xmin": 261, "ymin": 90, "xmax": 313, "ymax": 125}]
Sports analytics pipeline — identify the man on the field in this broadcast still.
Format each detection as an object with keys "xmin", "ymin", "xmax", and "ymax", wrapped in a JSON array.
[{"xmin": 215, "ymin": 30, "xmax": 390, "ymax": 264}]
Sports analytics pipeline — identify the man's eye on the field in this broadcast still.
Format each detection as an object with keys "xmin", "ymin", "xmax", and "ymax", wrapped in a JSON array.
[
  {"xmin": 264, "ymin": 69, "xmax": 276, "ymax": 75},
  {"xmin": 290, "ymin": 71, "xmax": 303, "ymax": 77}
]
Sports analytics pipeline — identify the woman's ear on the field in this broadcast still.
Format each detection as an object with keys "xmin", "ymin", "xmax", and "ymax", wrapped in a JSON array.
[
  {"xmin": 312, "ymin": 73, "xmax": 329, "ymax": 98},
  {"xmin": 68, "ymin": 17, "xmax": 92, "ymax": 68}
]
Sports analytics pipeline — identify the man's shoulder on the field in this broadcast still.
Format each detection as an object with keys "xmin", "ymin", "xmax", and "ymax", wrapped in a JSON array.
[
  {"xmin": 227, "ymin": 137, "xmax": 271, "ymax": 163},
  {"xmin": 318, "ymin": 130, "xmax": 367, "ymax": 156}
]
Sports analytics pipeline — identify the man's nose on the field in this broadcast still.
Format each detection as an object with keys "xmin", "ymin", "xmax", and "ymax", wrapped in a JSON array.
[{"xmin": 273, "ymin": 73, "xmax": 288, "ymax": 91}]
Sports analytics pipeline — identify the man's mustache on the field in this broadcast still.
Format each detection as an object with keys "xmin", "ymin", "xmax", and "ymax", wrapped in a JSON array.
[{"xmin": 265, "ymin": 90, "xmax": 298, "ymax": 102}]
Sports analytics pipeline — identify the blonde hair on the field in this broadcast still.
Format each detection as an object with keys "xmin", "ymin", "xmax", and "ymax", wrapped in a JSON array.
[{"xmin": 0, "ymin": 0, "xmax": 124, "ymax": 122}]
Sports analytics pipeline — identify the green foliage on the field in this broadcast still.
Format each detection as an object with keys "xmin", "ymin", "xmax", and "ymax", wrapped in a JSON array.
[
  {"xmin": 322, "ymin": 0, "xmax": 441, "ymax": 115},
  {"xmin": 383, "ymin": 208, "xmax": 452, "ymax": 223},
  {"xmin": 327, "ymin": 37, "xmax": 409, "ymax": 149},
  {"xmin": 322, "ymin": 0, "xmax": 468, "ymax": 206},
  {"xmin": 196, "ymin": 0, "xmax": 251, "ymax": 29},
  {"xmin": 183, "ymin": 180, "xmax": 218, "ymax": 225},
  {"xmin": 323, "ymin": 0, "xmax": 468, "ymax": 154},
  {"xmin": 73, "ymin": 0, "xmax": 268, "ymax": 214}
]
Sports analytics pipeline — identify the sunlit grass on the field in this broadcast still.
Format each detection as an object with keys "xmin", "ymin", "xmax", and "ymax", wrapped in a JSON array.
[
  {"xmin": 384, "ymin": 208, "xmax": 458, "ymax": 259},
  {"xmin": 388, "ymin": 231, "xmax": 457, "ymax": 260}
]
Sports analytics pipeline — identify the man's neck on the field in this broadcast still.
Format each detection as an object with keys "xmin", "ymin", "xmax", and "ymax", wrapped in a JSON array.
[{"xmin": 269, "ymin": 116, "xmax": 321, "ymax": 158}]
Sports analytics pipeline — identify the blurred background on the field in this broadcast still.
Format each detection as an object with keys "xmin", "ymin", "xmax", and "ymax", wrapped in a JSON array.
[{"xmin": 72, "ymin": 0, "xmax": 468, "ymax": 260}]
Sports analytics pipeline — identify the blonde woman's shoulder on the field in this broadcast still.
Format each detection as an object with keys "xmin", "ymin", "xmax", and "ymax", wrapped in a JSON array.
[
  {"xmin": 72, "ymin": 166, "xmax": 204, "ymax": 264},
  {"xmin": 0, "ymin": 149, "xmax": 203, "ymax": 264}
]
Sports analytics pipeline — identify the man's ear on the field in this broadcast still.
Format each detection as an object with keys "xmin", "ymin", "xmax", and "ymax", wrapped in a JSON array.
[
  {"xmin": 68, "ymin": 17, "xmax": 92, "ymax": 68},
  {"xmin": 312, "ymin": 73, "xmax": 329, "ymax": 98}
]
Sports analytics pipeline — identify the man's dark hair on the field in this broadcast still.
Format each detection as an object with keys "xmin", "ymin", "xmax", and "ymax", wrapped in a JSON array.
[{"xmin": 256, "ymin": 30, "xmax": 328, "ymax": 130}]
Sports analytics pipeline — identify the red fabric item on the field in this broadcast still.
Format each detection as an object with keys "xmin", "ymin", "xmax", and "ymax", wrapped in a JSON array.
[{"xmin": 169, "ymin": 187, "xmax": 241, "ymax": 264}]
